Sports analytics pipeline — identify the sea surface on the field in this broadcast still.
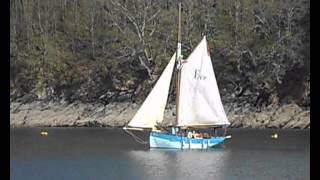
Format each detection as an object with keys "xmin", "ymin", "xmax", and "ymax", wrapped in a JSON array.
[{"xmin": 10, "ymin": 128, "xmax": 310, "ymax": 180}]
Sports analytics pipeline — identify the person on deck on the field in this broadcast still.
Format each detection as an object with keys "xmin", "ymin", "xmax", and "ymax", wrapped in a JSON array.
[{"xmin": 171, "ymin": 127, "xmax": 176, "ymax": 135}]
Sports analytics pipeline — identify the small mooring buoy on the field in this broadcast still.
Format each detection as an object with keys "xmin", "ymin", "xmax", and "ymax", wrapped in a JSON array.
[
  {"xmin": 40, "ymin": 131, "xmax": 48, "ymax": 136},
  {"xmin": 271, "ymin": 133, "xmax": 278, "ymax": 139}
]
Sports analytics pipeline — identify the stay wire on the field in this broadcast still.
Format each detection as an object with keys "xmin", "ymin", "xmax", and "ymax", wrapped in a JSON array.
[{"xmin": 123, "ymin": 128, "xmax": 148, "ymax": 144}]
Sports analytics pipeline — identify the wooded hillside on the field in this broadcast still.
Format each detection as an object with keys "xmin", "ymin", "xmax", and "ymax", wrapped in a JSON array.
[{"xmin": 10, "ymin": 0, "xmax": 309, "ymax": 111}]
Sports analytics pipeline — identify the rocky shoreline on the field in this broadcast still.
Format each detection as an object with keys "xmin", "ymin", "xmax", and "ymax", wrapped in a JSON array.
[{"xmin": 10, "ymin": 100, "xmax": 309, "ymax": 129}]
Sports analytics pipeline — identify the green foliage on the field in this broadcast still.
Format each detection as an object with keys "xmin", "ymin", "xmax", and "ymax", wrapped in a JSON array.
[{"xmin": 10, "ymin": 0, "xmax": 309, "ymax": 106}]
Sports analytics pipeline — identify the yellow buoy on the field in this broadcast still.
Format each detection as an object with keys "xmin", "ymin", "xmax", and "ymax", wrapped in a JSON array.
[
  {"xmin": 271, "ymin": 133, "xmax": 278, "ymax": 139},
  {"xmin": 40, "ymin": 131, "xmax": 48, "ymax": 136}
]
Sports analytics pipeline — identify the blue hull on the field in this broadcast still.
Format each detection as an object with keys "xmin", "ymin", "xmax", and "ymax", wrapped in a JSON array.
[{"xmin": 149, "ymin": 132, "xmax": 226, "ymax": 149}]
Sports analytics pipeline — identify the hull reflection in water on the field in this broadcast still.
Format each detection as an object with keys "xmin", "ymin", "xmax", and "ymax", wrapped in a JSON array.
[
  {"xmin": 149, "ymin": 132, "xmax": 226, "ymax": 149},
  {"xmin": 126, "ymin": 148, "xmax": 230, "ymax": 179}
]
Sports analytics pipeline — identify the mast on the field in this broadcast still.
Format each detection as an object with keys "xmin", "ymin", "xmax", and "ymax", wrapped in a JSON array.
[
  {"xmin": 177, "ymin": 2, "xmax": 181, "ymax": 44},
  {"xmin": 175, "ymin": 2, "xmax": 182, "ymax": 126}
]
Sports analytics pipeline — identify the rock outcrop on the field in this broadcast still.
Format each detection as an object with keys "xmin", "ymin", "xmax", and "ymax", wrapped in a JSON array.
[
  {"xmin": 10, "ymin": 101, "xmax": 309, "ymax": 129},
  {"xmin": 227, "ymin": 103, "xmax": 310, "ymax": 129}
]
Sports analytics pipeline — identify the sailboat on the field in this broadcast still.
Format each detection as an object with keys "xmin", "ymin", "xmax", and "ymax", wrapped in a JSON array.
[{"xmin": 123, "ymin": 3, "xmax": 231, "ymax": 149}]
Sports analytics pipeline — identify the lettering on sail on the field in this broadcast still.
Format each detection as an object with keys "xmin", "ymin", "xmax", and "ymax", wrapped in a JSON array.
[{"xmin": 194, "ymin": 69, "xmax": 207, "ymax": 80}]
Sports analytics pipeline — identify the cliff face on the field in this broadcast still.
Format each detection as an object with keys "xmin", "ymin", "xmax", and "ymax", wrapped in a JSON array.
[{"xmin": 10, "ymin": 100, "xmax": 309, "ymax": 129}]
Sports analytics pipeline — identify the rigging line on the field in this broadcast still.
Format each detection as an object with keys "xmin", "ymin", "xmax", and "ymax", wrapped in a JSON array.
[{"xmin": 123, "ymin": 128, "xmax": 148, "ymax": 144}]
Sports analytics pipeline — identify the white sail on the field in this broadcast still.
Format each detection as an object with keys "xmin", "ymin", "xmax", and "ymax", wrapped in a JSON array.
[
  {"xmin": 128, "ymin": 53, "xmax": 176, "ymax": 128},
  {"xmin": 177, "ymin": 36, "xmax": 230, "ymax": 127}
]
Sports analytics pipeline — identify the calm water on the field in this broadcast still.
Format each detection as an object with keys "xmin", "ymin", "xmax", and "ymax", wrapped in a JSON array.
[{"xmin": 10, "ymin": 128, "xmax": 310, "ymax": 180}]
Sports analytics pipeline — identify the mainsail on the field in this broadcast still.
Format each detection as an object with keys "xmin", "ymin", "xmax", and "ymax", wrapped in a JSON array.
[
  {"xmin": 177, "ymin": 36, "xmax": 230, "ymax": 127},
  {"xmin": 127, "ymin": 53, "xmax": 176, "ymax": 128}
]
